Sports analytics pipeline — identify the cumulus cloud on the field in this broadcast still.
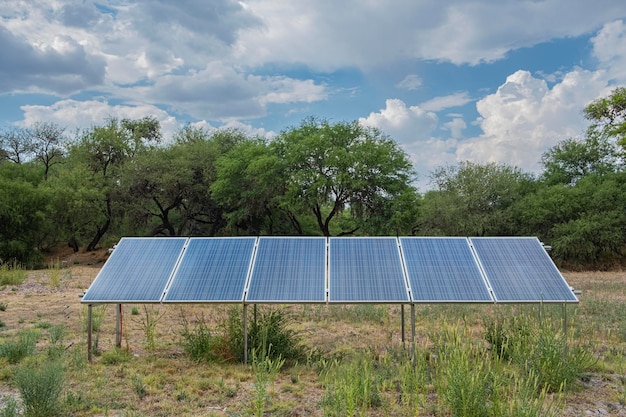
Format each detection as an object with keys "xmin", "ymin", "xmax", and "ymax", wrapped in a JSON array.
[
  {"xmin": 19, "ymin": 100, "xmax": 180, "ymax": 140},
  {"xmin": 359, "ymin": 99, "xmax": 438, "ymax": 141},
  {"xmin": 457, "ymin": 69, "xmax": 608, "ymax": 172},
  {"xmin": 421, "ymin": 92, "xmax": 473, "ymax": 112}
]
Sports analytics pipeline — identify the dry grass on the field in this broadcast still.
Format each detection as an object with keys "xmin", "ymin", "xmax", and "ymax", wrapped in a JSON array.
[{"xmin": 0, "ymin": 256, "xmax": 625, "ymax": 416}]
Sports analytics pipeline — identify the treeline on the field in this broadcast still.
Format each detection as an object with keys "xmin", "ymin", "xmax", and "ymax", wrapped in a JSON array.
[{"xmin": 1, "ymin": 89, "xmax": 625, "ymax": 270}]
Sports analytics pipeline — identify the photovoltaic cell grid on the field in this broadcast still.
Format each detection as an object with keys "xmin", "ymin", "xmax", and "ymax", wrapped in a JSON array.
[
  {"xmin": 400, "ymin": 237, "xmax": 493, "ymax": 302},
  {"xmin": 82, "ymin": 237, "xmax": 187, "ymax": 303},
  {"xmin": 470, "ymin": 237, "xmax": 578, "ymax": 302},
  {"xmin": 329, "ymin": 237, "xmax": 409, "ymax": 302},
  {"xmin": 246, "ymin": 237, "xmax": 326, "ymax": 302},
  {"xmin": 81, "ymin": 236, "xmax": 578, "ymax": 305},
  {"xmin": 163, "ymin": 237, "xmax": 256, "ymax": 302}
]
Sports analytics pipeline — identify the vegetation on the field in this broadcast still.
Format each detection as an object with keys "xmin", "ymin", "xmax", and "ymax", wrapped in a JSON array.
[
  {"xmin": 1, "ymin": 89, "xmax": 625, "ymax": 268},
  {"xmin": 0, "ymin": 269, "xmax": 623, "ymax": 416}
]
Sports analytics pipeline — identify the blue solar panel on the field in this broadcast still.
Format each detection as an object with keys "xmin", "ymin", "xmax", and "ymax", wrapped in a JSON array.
[
  {"xmin": 400, "ymin": 237, "xmax": 493, "ymax": 302},
  {"xmin": 470, "ymin": 237, "xmax": 578, "ymax": 302},
  {"xmin": 246, "ymin": 237, "xmax": 326, "ymax": 302},
  {"xmin": 329, "ymin": 237, "xmax": 409, "ymax": 302},
  {"xmin": 82, "ymin": 237, "xmax": 187, "ymax": 303},
  {"xmin": 163, "ymin": 237, "xmax": 256, "ymax": 302}
]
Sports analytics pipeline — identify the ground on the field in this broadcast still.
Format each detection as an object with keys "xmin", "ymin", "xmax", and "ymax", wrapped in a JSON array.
[{"xmin": 0, "ymin": 249, "xmax": 625, "ymax": 416}]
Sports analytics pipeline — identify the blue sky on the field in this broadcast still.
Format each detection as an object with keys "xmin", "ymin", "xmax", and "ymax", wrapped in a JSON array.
[{"xmin": 2, "ymin": 1, "xmax": 626, "ymax": 190}]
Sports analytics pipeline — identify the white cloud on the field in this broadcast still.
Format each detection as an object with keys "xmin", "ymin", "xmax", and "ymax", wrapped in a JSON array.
[
  {"xmin": 421, "ymin": 92, "xmax": 473, "ymax": 112},
  {"xmin": 359, "ymin": 99, "xmax": 438, "ymax": 141},
  {"xmin": 238, "ymin": 0, "xmax": 626, "ymax": 68},
  {"xmin": 457, "ymin": 69, "xmax": 608, "ymax": 172},
  {"xmin": 19, "ymin": 99, "xmax": 180, "ymax": 140},
  {"xmin": 443, "ymin": 117, "xmax": 467, "ymax": 139},
  {"xmin": 592, "ymin": 19, "xmax": 626, "ymax": 84},
  {"xmin": 396, "ymin": 74, "xmax": 422, "ymax": 91}
]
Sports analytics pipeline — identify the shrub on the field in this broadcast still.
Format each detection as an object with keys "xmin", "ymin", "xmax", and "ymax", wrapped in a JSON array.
[
  {"xmin": 224, "ymin": 307, "xmax": 306, "ymax": 364},
  {"xmin": 180, "ymin": 314, "xmax": 221, "ymax": 362},
  {"xmin": 14, "ymin": 360, "xmax": 65, "ymax": 417}
]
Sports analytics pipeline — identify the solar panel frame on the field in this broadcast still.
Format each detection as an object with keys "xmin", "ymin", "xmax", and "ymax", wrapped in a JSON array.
[
  {"xmin": 245, "ymin": 236, "xmax": 327, "ymax": 303},
  {"xmin": 81, "ymin": 237, "xmax": 188, "ymax": 303},
  {"xmin": 470, "ymin": 237, "xmax": 578, "ymax": 303},
  {"xmin": 400, "ymin": 237, "xmax": 494, "ymax": 303},
  {"xmin": 162, "ymin": 237, "xmax": 257, "ymax": 303},
  {"xmin": 328, "ymin": 237, "xmax": 410, "ymax": 303}
]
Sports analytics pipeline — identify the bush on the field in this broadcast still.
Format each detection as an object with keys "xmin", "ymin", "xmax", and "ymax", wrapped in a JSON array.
[
  {"xmin": 224, "ymin": 307, "xmax": 306, "ymax": 364},
  {"xmin": 180, "ymin": 314, "xmax": 222, "ymax": 362},
  {"xmin": 14, "ymin": 360, "xmax": 65, "ymax": 417}
]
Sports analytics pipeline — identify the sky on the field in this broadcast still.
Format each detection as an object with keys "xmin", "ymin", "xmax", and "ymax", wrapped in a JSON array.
[{"xmin": 2, "ymin": 1, "xmax": 626, "ymax": 190}]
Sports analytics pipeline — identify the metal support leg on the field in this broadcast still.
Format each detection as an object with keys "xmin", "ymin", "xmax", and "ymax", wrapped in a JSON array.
[
  {"xmin": 87, "ymin": 305, "xmax": 93, "ymax": 363},
  {"xmin": 116, "ymin": 304, "xmax": 122, "ymax": 348},
  {"xmin": 411, "ymin": 304, "xmax": 416, "ymax": 358},
  {"xmin": 401, "ymin": 304, "xmax": 405, "ymax": 346},
  {"xmin": 243, "ymin": 304, "xmax": 248, "ymax": 364}
]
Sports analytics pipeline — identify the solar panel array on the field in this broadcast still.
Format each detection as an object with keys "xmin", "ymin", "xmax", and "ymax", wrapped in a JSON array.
[{"xmin": 82, "ymin": 236, "xmax": 578, "ymax": 304}]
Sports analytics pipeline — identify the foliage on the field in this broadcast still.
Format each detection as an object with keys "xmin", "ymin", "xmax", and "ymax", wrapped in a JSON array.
[
  {"xmin": 224, "ymin": 307, "xmax": 306, "ymax": 364},
  {"xmin": 484, "ymin": 313, "xmax": 596, "ymax": 392},
  {"xmin": 180, "ymin": 314, "xmax": 221, "ymax": 362},
  {"xmin": 0, "ymin": 329, "xmax": 38, "ymax": 364},
  {"xmin": 14, "ymin": 359, "xmax": 65, "ymax": 417},
  {"xmin": 584, "ymin": 86, "xmax": 626, "ymax": 150},
  {"xmin": 0, "ymin": 263, "xmax": 27, "ymax": 287}
]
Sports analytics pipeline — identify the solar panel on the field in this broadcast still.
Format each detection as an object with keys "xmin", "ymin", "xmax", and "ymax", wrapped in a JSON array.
[
  {"xmin": 400, "ymin": 237, "xmax": 493, "ymax": 302},
  {"xmin": 163, "ymin": 237, "xmax": 256, "ymax": 302},
  {"xmin": 329, "ymin": 237, "xmax": 409, "ymax": 302},
  {"xmin": 246, "ymin": 237, "xmax": 326, "ymax": 302},
  {"xmin": 81, "ymin": 237, "xmax": 187, "ymax": 303},
  {"xmin": 470, "ymin": 237, "xmax": 578, "ymax": 302}
]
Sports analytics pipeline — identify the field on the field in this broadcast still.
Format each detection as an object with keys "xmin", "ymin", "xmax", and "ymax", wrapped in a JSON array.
[{"xmin": 0, "ymin": 252, "xmax": 625, "ymax": 416}]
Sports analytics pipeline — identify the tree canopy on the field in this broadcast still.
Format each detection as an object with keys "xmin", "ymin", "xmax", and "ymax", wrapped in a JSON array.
[{"xmin": 1, "ymin": 90, "xmax": 626, "ymax": 269}]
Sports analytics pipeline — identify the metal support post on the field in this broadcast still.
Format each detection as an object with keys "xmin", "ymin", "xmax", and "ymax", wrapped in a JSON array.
[
  {"xmin": 243, "ymin": 304, "xmax": 248, "ymax": 364},
  {"xmin": 87, "ymin": 305, "xmax": 93, "ymax": 363}
]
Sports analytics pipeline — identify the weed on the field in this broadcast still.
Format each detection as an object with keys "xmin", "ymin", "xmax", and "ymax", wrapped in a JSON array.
[
  {"xmin": 0, "ymin": 395, "xmax": 19, "ymax": 417},
  {"xmin": 131, "ymin": 375, "xmax": 147, "ymax": 399},
  {"xmin": 0, "ymin": 302, "xmax": 7, "ymax": 311},
  {"xmin": 131, "ymin": 306, "xmax": 139, "ymax": 315},
  {"xmin": 0, "ymin": 262, "xmax": 27, "ymax": 287},
  {"xmin": 101, "ymin": 348, "xmax": 132, "ymax": 365},
  {"xmin": 132, "ymin": 306, "xmax": 165, "ymax": 350},
  {"xmin": 250, "ymin": 347, "xmax": 285, "ymax": 417},
  {"xmin": 0, "ymin": 329, "xmax": 39, "ymax": 364},
  {"xmin": 14, "ymin": 359, "xmax": 65, "ymax": 417},
  {"xmin": 180, "ymin": 313, "xmax": 220, "ymax": 362}
]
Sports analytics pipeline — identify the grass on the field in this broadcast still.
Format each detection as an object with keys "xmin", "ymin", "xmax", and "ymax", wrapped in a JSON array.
[
  {"xmin": 0, "ymin": 263, "xmax": 27, "ymax": 288},
  {"xmin": 0, "ymin": 270, "xmax": 622, "ymax": 416}
]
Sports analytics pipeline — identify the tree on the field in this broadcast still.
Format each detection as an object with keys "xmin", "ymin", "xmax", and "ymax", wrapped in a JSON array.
[
  {"xmin": 272, "ymin": 117, "xmax": 416, "ymax": 236},
  {"xmin": 67, "ymin": 118, "xmax": 159, "ymax": 251},
  {"xmin": 584, "ymin": 86, "xmax": 626, "ymax": 150},
  {"xmin": 211, "ymin": 137, "xmax": 297, "ymax": 235},
  {"xmin": 29, "ymin": 122, "xmax": 67, "ymax": 181},
  {"xmin": 420, "ymin": 162, "xmax": 532, "ymax": 236},
  {"xmin": 540, "ymin": 133, "xmax": 619, "ymax": 185},
  {"xmin": 0, "ymin": 127, "xmax": 32, "ymax": 163}
]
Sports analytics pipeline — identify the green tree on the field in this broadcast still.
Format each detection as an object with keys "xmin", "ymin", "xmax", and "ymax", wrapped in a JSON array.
[
  {"xmin": 420, "ymin": 161, "xmax": 532, "ymax": 236},
  {"xmin": 120, "ymin": 127, "xmax": 241, "ymax": 237},
  {"xmin": 540, "ymin": 133, "xmax": 619, "ymax": 185},
  {"xmin": 272, "ymin": 117, "xmax": 415, "ymax": 236},
  {"xmin": 584, "ymin": 86, "xmax": 626, "ymax": 150},
  {"xmin": 211, "ymin": 137, "xmax": 299, "ymax": 235},
  {"xmin": 66, "ymin": 117, "xmax": 160, "ymax": 251},
  {"xmin": 0, "ymin": 163, "xmax": 49, "ymax": 264}
]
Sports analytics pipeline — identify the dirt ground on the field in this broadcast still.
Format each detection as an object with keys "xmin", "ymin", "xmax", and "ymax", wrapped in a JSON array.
[{"xmin": 0, "ymin": 249, "xmax": 625, "ymax": 416}]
